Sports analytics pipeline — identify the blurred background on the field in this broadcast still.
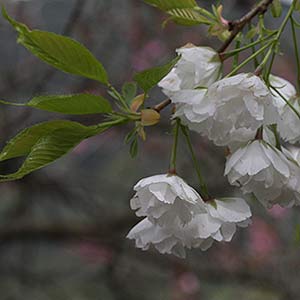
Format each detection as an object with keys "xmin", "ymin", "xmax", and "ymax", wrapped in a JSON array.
[{"xmin": 0, "ymin": 0, "xmax": 299, "ymax": 299}]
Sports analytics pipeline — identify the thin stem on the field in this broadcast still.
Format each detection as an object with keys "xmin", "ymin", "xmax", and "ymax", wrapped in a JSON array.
[
  {"xmin": 169, "ymin": 119, "xmax": 180, "ymax": 174},
  {"xmin": 255, "ymin": 46, "xmax": 274, "ymax": 75},
  {"xmin": 107, "ymin": 83, "xmax": 129, "ymax": 111},
  {"xmin": 181, "ymin": 125, "xmax": 210, "ymax": 199},
  {"xmin": 94, "ymin": 116, "xmax": 130, "ymax": 131},
  {"xmin": 256, "ymin": 1, "xmax": 297, "ymax": 75},
  {"xmin": 111, "ymin": 111, "xmax": 141, "ymax": 121},
  {"xmin": 271, "ymin": 86, "xmax": 300, "ymax": 119},
  {"xmin": 226, "ymin": 40, "xmax": 274, "ymax": 77},
  {"xmin": 232, "ymin": 39, "xmax": 241, "ymax": 69},
  {"xmin": 270, "ymin": 124, "xmax": 281, "ymax": 150},
  {"xmin": 291, "ymin": 17, "xmax": 300, "ymax": 93},
  {"xmin": 276, "ymin": 0, "xmax": 297, "ymax": 37},
  {"xmin": 248, "ymin": 23, "xmax": 259, "ymax": 68},
  {"xmin": 220, "ymin": 31, "xmax": 277, "ymax": 60},
  {"xmin": 265, "ymin": 51, "xmax": 276, "ymax": 80},
  {"xmin": 0, "ymin": 99, "xmax": 25, "ymax": 106}
]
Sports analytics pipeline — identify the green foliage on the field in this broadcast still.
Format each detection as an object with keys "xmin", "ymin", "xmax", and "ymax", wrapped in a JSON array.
[
  {"xmin": 27, "ymin": 94, "xmax": 112, "ymax": 115},
  {"xmin": 2, "ymin": 7, "xmax": 108, "ymax": 84},
  {"xmin": 129, "ymin": 137, "xmax": 139, "ymax": 158},
  {"xmin": 296, "ymin": 0, "xmax": 300, "ymax": 12},
  {"xmin": 122, "ymin": 82, "xmax": 137, "ymax": 104},
  {"xmin": 143, "ymin": 0, "xmax": 198, "ymax": 10},
  {"xmin": 0, "ymin": 94, "xmax": 112, "ymax": 115},
  {"xmin": 143, "ymin": 0, "xmax": 211, "ymax": 26},
  {"xmin": 0, "ymin": 120, "xmax": 114, "ymax": 181},
  {"xmin": 246, "ymin": 25, "xmax": 259, "ymax": 40},
  {"xmin": 134, "ymin": 56, "xmax": 179, "ymax": 93},
  {"xmin": 295, "ymin": 224, "xmax": 300, "ymax": 244},
  {"xmin": 271, "ymin": 0, "xmax": 283, "ymax": 18}
]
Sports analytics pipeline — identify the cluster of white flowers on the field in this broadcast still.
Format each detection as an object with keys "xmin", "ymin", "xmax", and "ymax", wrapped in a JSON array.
[
  {"xmin": 128, "ymin": 44, "xmax": 300, "ymax": 258},
  {"xmin": 127, "ymin": 174, "xmax": 251, "ymax": 258}
]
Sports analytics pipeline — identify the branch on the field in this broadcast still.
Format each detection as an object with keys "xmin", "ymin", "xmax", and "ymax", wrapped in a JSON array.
[
  {"xmin": 153, "ymin": 0, "xmax": 274, "ymax": 112},
  {"xmin": 154, "ymin": 99, "xmax": 171, "ymax": 112},
  {"xmin": 218, "ymin": 0, "xmax": 274, "ymax": 53}
]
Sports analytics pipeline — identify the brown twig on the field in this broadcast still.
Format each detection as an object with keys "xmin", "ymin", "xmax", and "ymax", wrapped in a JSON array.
[
  {"xmin": 218, "ymin": 0, "xmax": 274, "ymax": 53},
  {"xmin": 154, "ymin": 98, "xmax": 172, "ymax": 112},
  {"xmin": 153, "ymin": 0, "xmax": 274, "ymax": 112}
]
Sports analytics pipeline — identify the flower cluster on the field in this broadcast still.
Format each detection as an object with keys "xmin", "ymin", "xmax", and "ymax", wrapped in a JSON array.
[
  {"xmin": 127, "ymin": 174, "xmax": 251, "ymax": 258},
  {"xmin": 128, "ymin": 44, "xmax": 300, "ymax": 258}
]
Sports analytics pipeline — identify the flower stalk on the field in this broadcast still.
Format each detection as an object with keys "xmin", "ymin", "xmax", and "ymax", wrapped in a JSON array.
[
  {"xmin": 181, "ymin": 125, "xmax": 210, "ymax": 200},
  {"xmin": 169, "ymin": 118, "xmax": 180, "ymax": 174}
]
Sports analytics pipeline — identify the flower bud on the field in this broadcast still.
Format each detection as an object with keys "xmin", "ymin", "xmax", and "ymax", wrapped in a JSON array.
[
  {"xmin": 141, "ymin": 109, "xmax": 160, "ymax": 126},
  {"xmin": 130, "ymin": 94, "xmax": 145, "ymax": 112}
]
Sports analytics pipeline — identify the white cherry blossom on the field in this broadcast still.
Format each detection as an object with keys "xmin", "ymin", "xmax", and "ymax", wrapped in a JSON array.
[
  {"xmin": 225, "ymin": 140, "xmax": 300, "ymax": 207},
  {"xmin": 168, "ymin": 73, "xmax": 279, "ymax": 148},
  {"xmin": 158, "ymin": 44, "xmax": 221, "ymax": 97},
  {"xmin": 204, "ymin": 198, "xmax": 252, "ymax": 242},
  {"xmin": 130, "ymin": 174, "xmax": 205, "ymax": 226},
  {"xmin": 203, "ymin": 73, "xmax": 279, "ymax": 147},
  {"xmin": 126, "ymin": 217, "xmax": 212, "ymax": 258},
  {"xmin": 269, "ymin": 75, "xmax": 296, "ymax": 109},
  {"xmin": 278, "ymin": 97, "xmax": 300, "ymax": 143},
  {"xmin": 127, "ymin": 196, "xmax": 252, "ymax": 258},
  {"xmin": 172, "ymin": 89, "xmax": 215, "ymax": 134}
]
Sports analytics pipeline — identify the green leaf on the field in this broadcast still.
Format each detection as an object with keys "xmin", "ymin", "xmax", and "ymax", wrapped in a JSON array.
[
  {"xmin": 167, "ymin": 8, "xmax": 210, "ymax": 25},
  {"xmin": 122, "ymin": 82, "xmax": 137, "ymax": 104},
  {"xmin": 0, "ymin": 94, "xmax": 112, "ymax": 115},
  {"xmin": 125, "ymin": 127, "xmax": 137, "ymax": 144},
  {"xmin": 2, "ymin": 7, "xmax": 108, "ymax": 84},
  {"xmin": 0, "ymin": 119, "xmax": 112, "ymax": 181},
  {"xmin": 130, "ymin": 138, "xmax": 138, "ymax": 158},
  {"xmin": 143, "ymin": 0, "xmax": 197, "ymax": 10},
  {"xmin": 295, "ymin": 224, "xmax": 300, "ymax": 245},
  {"xmin": 134, "ymin": 56, "xmax": 179, "ymax": 92},
  {"xmin": 245, "ymin": 25, "xmax": 258, "ymax": 40},
  {"xmin": 271, "ymin": 0, "xmax": 282, "ymax": 18},
  {"xmin": 27, "ymin": 94, "xmax": 112, "ymax": 115},
  {"xmin": 143, "ymin": 0, "xmax": 210, "ymax": 26}
]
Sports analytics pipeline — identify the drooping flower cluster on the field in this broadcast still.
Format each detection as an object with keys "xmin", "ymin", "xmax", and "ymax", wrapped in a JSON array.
[
  {"xmin": 127, "ymin": 174, "xmax": 251, "ymax": 258},
  {"xmin": 158, "ymin": 44, "xmax": 222, "ymax": 97},
  {"xmin": 128, "ymin": 44, "xmax": 300, "ymax": 258},
  {"xmin": 225, "ymin": 140, "xmax": 300, "ymax": 208}
]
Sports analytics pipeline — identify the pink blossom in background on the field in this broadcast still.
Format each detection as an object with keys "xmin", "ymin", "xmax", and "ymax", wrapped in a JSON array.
[
  {"xmin": 213, "ymin": 244, "xmax": 243, "ymax": 272},
  {"xmin": 72, "ymin": 241, "xmax": 114, "ymax": 265},
  {"xmin": 248, "ymin": 217, "xmax": 281, "ymax": 260},
  {"xmin": 177, "ymin": 272, "xmax": 200, "ymax": 295},
  {"xmin": 268, "ymin": 205, "xmax": 289, "ymax": 219},
  {"xmin": 132, "ymin": 39, "xmax": 167, "ymax": 71}
]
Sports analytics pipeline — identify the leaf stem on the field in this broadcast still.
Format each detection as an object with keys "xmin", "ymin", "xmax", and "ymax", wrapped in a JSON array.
[
  {"xmin": 94, "ymin": 116, "xmax": 129, "ymax": 131},
  {"xmin": 181, "ymin": 125, "xmax": 210, "ymax": 199},
  {"xmin": 169, "ymin": 119, "xmax": 180, "ymax": 174},
  {"xmin": 271, "ymin": 86, "xmax": 300, "ymax": 119},
  {"xmin": 220, "ymin": 31, "xmax": 276, "ymax": 60},
  {"xmin": 107, "ymin": 83, "xmax": 129, "ymax": 111},
  {"xmin": 291, "ymin": 17, "xmax": 300, "ymax": 93},
  {"xmin": 270, "ymin": 124, "xmax": 281, "ymax": 150},
  {"xmin": 226, "ymin": 40, "xmax": 274, "ymax": 77}
]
